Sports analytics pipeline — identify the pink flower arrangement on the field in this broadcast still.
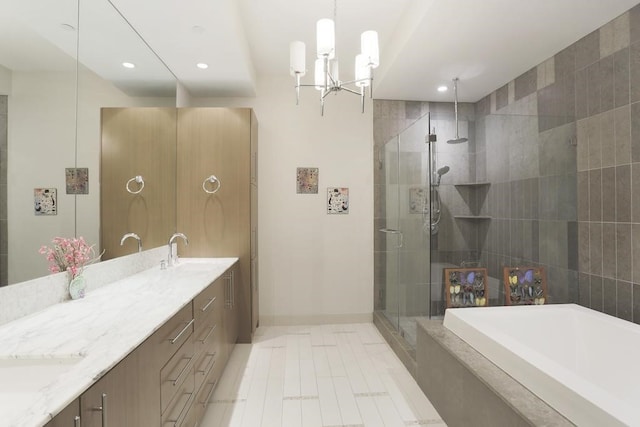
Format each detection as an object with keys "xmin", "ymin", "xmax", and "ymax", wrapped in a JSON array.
[{"xmin": 39, "ymin": 237, "xmax": 102, "ymax": 279}]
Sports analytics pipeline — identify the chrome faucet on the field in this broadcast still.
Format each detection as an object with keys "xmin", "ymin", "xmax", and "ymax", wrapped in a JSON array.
[
  {"xmin": 120, "ymin": 232, "xmax": 142, "ymax": 253},
  {"xmin": 168, "ymin": 232, "xmax": 189, "ymax": 267}
]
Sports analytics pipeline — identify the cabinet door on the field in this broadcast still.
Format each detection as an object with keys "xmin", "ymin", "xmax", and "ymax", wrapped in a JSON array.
[
  {"xmin": 100, "ymin": 108, "xmax": 177, "ymax": 260},
  {"xmin": 44, "ymin": 399, "xmax": 80, "ymax": 427},
  {"xmin": 80, "ymin": 361, "xmax": 127, "ymax": 427},
  {"xmin": 176, "ymin": 108, "xmax": 250, "ymax": 258}
]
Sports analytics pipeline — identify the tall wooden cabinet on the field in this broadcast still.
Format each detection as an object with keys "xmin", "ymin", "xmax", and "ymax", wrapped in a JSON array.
[
  {"xmin": 176, "ymin": 108, "xmax": 258, "ymax": 343},
  {"xmin": 100, "ymin": 108, "xmax": 177, "ymax": 259},
  {"xmin": 101, "ymin": 107, "xmax": 258, "ymax": 343}
]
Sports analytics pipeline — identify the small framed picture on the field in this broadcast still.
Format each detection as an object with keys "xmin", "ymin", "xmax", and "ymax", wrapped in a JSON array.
[
  {"xmin": 297, "ymin": 167, "xmax": 319, "ymax": 194},
  {"xmin": 327, "ymin": 187, "xmax": 349, "ymax": 214},
  {"xmin": 34, "ymin": 188, "xmax": 57, "ymax": 215},
  {"xmin": 65, "ymin": 167, "xmax": 89, "ymax": 194}
]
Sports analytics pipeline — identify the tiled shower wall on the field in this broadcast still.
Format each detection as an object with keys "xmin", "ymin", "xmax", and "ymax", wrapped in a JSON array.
[
  {"xmin": 0, "ymin": 95, "xmax": 6, "ymax": 287},
  {"xmin": 574, "ymin": 6, "xmax": 640, "ymax": 322},
  {"xmin": 374, "ymin": 4, "xmax": 640, "ymax": 323},
  {"xmin": 474, "ymin": 5, "xmax": 640, "ymax": 321}
]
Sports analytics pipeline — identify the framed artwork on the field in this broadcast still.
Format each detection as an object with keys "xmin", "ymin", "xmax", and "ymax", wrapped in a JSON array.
[
  {"xmin": 65, "ymin": 167, "xmax": 89, "ymax": 194},
  {"xmin": 444, "ymin": 267, "xmax": 488, "ymax": 308},
  {"xmin": 296, "ymin": 167, "xmax": 319, "ymax": 194},
  {"xmin": 503, "ymin": 266, "xmax": 547, "ymax": 305},
  {"xmin": 34, "ymin": 188, "xmax": 57, "ymax": 215},
  {"xmin": 409, "ymin": 186, "xmax": 428, "ymax": 214},
  {"xmin": 327, "ymin": 187, "xmax": 349, "ymax": 214}
]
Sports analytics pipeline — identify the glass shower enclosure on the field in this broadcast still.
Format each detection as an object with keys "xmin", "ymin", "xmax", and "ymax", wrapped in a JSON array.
[{"xmin": 379, "ymin": 112, "xmax": 435, "ymax": 346}]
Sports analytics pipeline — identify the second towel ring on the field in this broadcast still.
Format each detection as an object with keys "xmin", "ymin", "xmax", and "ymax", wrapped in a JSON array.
[
  {"xmin": 202, "ymin": 175, "xmax": 221, "ymax": 194},
  {"xmin": 126, "ymin": 175, "xmax": 145, "ymax": 194}
]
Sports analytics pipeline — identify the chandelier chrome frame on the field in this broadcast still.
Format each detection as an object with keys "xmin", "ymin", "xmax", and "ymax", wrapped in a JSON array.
[{"xmin": 289, "ymin": 5, "xmax": 379, "ymax": 116}]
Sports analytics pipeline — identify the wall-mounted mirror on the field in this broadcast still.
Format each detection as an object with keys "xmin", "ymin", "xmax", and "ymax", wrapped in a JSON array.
[{"xmin": 2, "ymin": 0, "xmax": 176, "ymax": 285}]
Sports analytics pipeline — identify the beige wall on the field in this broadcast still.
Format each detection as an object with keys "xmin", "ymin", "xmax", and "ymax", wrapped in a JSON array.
[{"xmin": 191, "ymin": 74, "xmax": 375, "ymax": 324}]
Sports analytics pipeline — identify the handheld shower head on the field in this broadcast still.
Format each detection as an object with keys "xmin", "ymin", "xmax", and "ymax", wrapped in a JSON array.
[
  {"xmin": 434, "ymin": 165, "xmax": 450, "ymax": 186},
  {"xmin": 437, "ymin": 166, "xmax": 450, "ymax": 176}
]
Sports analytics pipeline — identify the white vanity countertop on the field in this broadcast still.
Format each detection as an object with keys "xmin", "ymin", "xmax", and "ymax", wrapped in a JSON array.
[{"xmin": 0, "ymin": 257, "xmax": 238, "ymax": 427}]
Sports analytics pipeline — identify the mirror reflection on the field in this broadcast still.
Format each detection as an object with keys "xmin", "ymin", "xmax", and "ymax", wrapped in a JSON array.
[{"xmin": 2, "ymin": 0, "xmax": 176, "ymax": 286}]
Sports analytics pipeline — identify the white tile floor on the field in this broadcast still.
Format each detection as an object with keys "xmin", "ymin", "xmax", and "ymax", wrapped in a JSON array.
[{"xmin": 200, "ymin": 323, "xmax": 446, "ymax": 427}]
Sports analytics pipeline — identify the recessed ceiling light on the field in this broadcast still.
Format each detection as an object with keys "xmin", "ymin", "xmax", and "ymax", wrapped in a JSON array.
[
  {"xmin": 437, "ymin": 85, "xmax": 448, "ymax": 92},
  {"xmin": 60, "ymin": 23, "xmax": 76, "ymax": 32},
  {"xmin": 197, "ymin": 63, "xmax": 209, "ymax": 69},
  {"xmin": 122, "ymin": 62, "xmax": 135, "ymax": 69}
]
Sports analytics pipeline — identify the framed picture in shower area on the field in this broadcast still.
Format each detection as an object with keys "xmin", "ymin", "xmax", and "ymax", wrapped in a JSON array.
[
  {"xmin": 503, "ymin": 266, "xmax": 547, "ymax": 305},
  {"xmin": 409, "ymin": 186, "xmax": 428, "ymax": 214},
  {"xmin": 444, "ymin": 267, "xmax": 488, "ymax": 309}
]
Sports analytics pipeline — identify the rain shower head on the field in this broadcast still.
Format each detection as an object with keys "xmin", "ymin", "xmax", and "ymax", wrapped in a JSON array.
[
  {"xmin": 447, "ymin": 78, "xmax": 469, "ymax": 144},
  {"xmin": 447, "ymin": 137, "xmax": 468, "ymax": 144}
]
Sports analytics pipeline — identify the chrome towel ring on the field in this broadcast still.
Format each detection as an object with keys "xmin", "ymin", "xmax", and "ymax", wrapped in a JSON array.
[
  {"xmin": 126, "ymin": 175, "xmax": 145, "ymax": 194},
  {"xmin": 202, "ymin": 175, "xmax": 221, "ymax": 194}
]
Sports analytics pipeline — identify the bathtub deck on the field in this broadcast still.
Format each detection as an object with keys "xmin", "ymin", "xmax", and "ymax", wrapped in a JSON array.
[{"xmin": 416, "ymin": 318, "xmax": 572, "ymax": 427}]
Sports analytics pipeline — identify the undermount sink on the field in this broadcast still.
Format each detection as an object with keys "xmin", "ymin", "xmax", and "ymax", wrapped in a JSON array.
[{"xmin": 0, "ymin": 356, "xmax": 84, "ymax": 412}]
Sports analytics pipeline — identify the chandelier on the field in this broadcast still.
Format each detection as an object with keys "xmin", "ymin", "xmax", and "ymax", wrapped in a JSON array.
[{"xmin": 289, "ymin": 1, "xmax": 379, "ymax": 115}]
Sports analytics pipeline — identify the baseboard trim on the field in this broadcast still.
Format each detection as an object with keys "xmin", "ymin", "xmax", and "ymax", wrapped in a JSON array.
[{"xmin": 259, "ymin": 313, "xmax": 373, "ymax": 326}]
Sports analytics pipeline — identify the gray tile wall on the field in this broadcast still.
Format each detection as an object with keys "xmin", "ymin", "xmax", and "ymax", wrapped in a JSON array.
[
  {"xmin": 573, "ymin": 7, "xmax": 640, "ymax": 322},
  {"xmin": 0, "ymin": 95, "xmax": 6, "ymax": 286},
  {"xmin": 374, "ymin": 4, "xmax": 640, "ymax": 324}
]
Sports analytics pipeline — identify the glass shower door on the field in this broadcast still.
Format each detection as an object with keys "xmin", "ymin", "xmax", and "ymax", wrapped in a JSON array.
[
  {"xmin": 397, "ymin": 113, "xmax": 431, "ymax": 345},
  {"xmin": 380, "ymin": 136, "xmax": 401, "ymax": 331},
  {"xmin": 379, "ymin": 113, "xmax": 432, "ymax": 344}
]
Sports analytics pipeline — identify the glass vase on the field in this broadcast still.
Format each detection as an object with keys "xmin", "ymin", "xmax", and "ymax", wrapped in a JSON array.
[{"xmin": 69, "ymin": 274, "xmax": 86, "ymax": 300}]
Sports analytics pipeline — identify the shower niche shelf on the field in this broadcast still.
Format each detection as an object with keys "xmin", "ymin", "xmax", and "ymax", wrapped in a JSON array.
[
  {"xmin": 454, "ymin": 215, "xmax": 492, "ymax": 220},
  {"xmin": 454, "ymin": 182, "xmax": 491, "ymax": 187}
]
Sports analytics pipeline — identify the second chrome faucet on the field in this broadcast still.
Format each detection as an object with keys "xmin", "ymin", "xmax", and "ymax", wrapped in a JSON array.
[{"xmin": 168, "ymin": 232, "xmax": 189, "ymax": 267}]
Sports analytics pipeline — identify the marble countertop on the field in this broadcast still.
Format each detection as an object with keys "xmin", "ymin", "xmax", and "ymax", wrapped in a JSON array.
[{"xmin": 0, "ymin": 257, "xmax": 238, "ymax": 427}]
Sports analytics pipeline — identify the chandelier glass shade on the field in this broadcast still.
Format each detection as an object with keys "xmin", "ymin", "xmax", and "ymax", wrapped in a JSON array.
[{"xmin": 289, "ymin": 16, "xmax": 379, "ymax": 115}]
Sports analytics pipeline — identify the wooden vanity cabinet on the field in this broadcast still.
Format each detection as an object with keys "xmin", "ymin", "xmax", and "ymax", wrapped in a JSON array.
[
  {"xmin": 45, "ymin": 264, "xmax": 238, "ymax": 427},
  {"xmin": 177, "ymin": 108, "xmax": 258, "ymax": 344},
  {"xmin": 44, "ymin": 399, "xmax": 79, "ymax": 427}
]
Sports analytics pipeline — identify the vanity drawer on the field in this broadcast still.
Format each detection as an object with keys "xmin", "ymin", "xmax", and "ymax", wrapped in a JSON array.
[
  {"xmin": 193, "ymin": 310, "xmax": 219, "ymax": 357},
  {"xmin": 161, "ymin": 338, "xmax": 195, "ymax": 415},
  {"xmin": 193, "ymin": 277, "xmax": 223, "ymax": 326},
  {"xmin": 161, "ymin": 371, "xmax": 195, "ymax": 427},
  {"xmin": 194, "ymin": 340, "xmax": 219, "ymax": 392},
  {"xmin": 154, "ymin": 304, "xmax": 194, "ymax": 367},
  {"xmin": 194, "ymin": 366, "xmax": 221, "ymax": 423}
]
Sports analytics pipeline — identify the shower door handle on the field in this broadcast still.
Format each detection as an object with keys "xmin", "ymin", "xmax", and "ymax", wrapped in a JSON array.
[{"xmin": 378, "ymin": 228, "xmax": 403, "ymax": 248}]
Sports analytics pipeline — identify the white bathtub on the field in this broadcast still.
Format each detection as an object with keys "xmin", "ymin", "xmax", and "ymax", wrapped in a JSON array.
[{"xmin": 443, "ymin": 304, "xmax": 640, "ymax": 426}]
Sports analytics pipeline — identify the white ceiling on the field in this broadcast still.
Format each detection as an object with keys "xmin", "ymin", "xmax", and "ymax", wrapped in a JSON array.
[
  {"xmin": 2, "ymin": 0, "xmax": 640, "ymax": 103},
  {"xmin": 109, "ymin": 0, "xmax": 640, "ymax": 102}
]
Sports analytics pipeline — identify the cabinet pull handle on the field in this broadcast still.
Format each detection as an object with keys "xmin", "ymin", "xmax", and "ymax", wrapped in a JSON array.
[
  {"xmin": 170, "ymin": 356, "xmax": 194, "ymax": 386},
  {"xmin": 167, "ymin": 392, "xmax": 194, "ymax": 426},
  {"xmin": 74, "ymin": 415, "xmax": 81, "ymax": 427},
  {"xmin": 170, "ymin": 319, "xmax": 194, "ymax": 344},
  {"xmin": 230, "ymin": 271, "xmax": 235, "ymax": 308},
  {"xmin": 92, "ymin": 393, "xmax": 107, "ymax": 427},
  {"xmin": 201, "ymin": 296, "xmax": 216, "ymax": 312},
  {"xmin": 200, "ymin": 378, "xmax": 219, "ymax": 408},
  {"xmin": 197, "ymin": 352, "xmax": 217, "ymax": 376},
  {"xmin": 225, "ymin": 275, "xmax": 231, "ymax": 309},
  {"xmin": 197, "ymin": 324, "xmax": 217, "ymax": 345}
]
